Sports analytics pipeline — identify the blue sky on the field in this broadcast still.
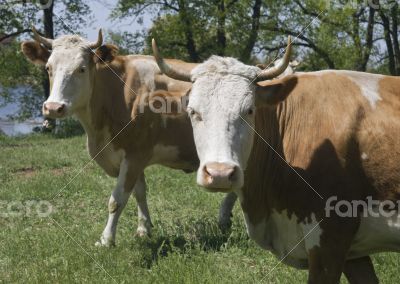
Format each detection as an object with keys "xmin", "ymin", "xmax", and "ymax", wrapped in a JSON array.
[{"xmin": 56, "ymin": 0, "xmax": 152, "ymax": 40}]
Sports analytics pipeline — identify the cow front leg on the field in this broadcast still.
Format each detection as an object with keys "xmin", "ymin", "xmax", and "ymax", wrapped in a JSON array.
[
  {"xmin": 132, "ymin": 173, "xmax": 153, "ymax": 237},
  {"xmin": 343, "ymin": 256, "xmax": 379, "ymax": 284},
  {"xmin": 96, "ymin": 160, "xmax": 139, "ymax": 247},
  {"xmin": 218, "ymin": 192, "xmax": 237, "ymax": 232},
  {"xmin": 307, "ymin": 247, "xmax": 345, "ymax": 284}
]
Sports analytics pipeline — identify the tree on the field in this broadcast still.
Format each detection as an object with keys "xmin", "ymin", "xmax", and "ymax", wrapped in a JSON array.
[
  {"xmin": 112, "ymin": 0, "xmax": 264, "ymax": 63},
  {"xmin": 254, "ymin": 0, "xmax": 400, "ymax": 74},
  {"xmin": 378, "ymin": 0, "xmax": 400, "ymax": 75}
]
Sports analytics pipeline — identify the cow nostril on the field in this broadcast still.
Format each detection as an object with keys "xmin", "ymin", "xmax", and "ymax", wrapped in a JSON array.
[
  {"xmin": 203, "ymin": 165, "xmax": 211, "ymax": 178},
  {"xmin": 228, "ymin": 167, "xmax": 236, "ymax": 181},
  {"xmin": 57, "ymin": 104, "xmax": 65, "ymax": 113}
]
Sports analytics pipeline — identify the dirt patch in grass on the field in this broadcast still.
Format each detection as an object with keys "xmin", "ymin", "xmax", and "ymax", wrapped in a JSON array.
[
  {"xmin": 1, "ymin": 142, "xmax": 50, "ymax": 148},
  {"xmin": 50, "ymin": 167, "xmax": 69, "ymax": 176},
  {"xmin": 13, "ymin": 167, "xmax": 37, "ymax": 178},
  {"xmin": 12, "ymin": 166, "xmax": 69, "ymax": 179}
]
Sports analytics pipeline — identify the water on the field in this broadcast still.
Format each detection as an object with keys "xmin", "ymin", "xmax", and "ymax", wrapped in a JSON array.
[
  {"xmin": 0, "ymin": 119, "xmax": 42, "ymax": 136},
  {"xmin": 0, "ymin": 101, "xmax": 42, "ymax": 136}
]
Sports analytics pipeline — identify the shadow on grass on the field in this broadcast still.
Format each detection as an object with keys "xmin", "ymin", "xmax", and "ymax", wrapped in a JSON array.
[{"xmin": 134, "ymin": 218, "xmax": 240, "ymax": 269}]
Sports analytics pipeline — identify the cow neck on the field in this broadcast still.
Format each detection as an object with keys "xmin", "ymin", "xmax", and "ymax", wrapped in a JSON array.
[
  {"xmin": 240, "ymin": 94, "xmax": 319, "ymax": 224},
  {"xmin": 240, "ymin": 102, "xmax": 287, "ymax": 224},
  {"xmin": 75, "ymin": 61, "xmax": 139, "ymax": 156}
]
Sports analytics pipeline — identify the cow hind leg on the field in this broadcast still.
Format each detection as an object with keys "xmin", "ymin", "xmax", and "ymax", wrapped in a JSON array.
[
  {"xmin": 218, "ymin": 192, "xmax": 237, "ymax": 232},
  {"xmin": 343, "ymin": 256, "xmax": 379, "ymax": 284},
  {"xmin": 132, "ymin": 173, "xmax": 153, "ymax": 237}
]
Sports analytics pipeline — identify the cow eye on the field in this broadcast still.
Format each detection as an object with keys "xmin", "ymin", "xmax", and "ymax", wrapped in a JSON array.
[
  {"xmin": 188, "ymin": 108, "xmax": 202, "ymax": 121},
  {"xmin": 247, "ymin": 108, "xmax": 254, "ymax": 115},
  {"xmin": 45, "ymin": 66, "xmax": 52, "ymax": 76},
  {"xmin": 79, "ymin": 67, "xmax": 85, "ymax": 73}
]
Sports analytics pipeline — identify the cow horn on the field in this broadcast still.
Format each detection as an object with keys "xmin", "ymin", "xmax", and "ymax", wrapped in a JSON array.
[
  {"xmin": 256, "ymin": 36, "xmax": 292, "ymax": 82},
  {"xmin": 88, "ymin": 29, "xmax": 103, "ymax": 49},
  {"xmin": 151, "ymin": 38, "xmax": 192, "ymax": 82},
  {"xmin": 32, "ymin": 26, "xmax": 53, "ymax": 49}
]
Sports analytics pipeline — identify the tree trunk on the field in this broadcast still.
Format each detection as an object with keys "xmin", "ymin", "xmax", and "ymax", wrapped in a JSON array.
[
  {"xmin": 41, "ymin": 0, "xmax": 55, "ymax": 131},
  {"xmin": 351, "ymin": 12, "xmax": 364, "ymax": 70},
  {"xmin": 177, "ymin": 0, "xmax": 200, "ymax": 62},
  {"xmin": 391, "ymin": 2, "xmax": 400, "ymax": 75},
  {"xmin": 240, "ymin": 0, "xmax": 262, "ymax": 63},
  {"xmin": 380, "ymin": 10, "xmax": 396, "ymax": 75},
  {"xmin": 360, "ymin": 6, "xmax": 376, "ymax": 71},
  {"xmin": 216, "ymin": 0, "xmax": 226, "ymax": 56}
]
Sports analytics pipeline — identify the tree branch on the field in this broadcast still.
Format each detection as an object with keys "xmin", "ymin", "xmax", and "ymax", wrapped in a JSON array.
[
  {"xmin": 264, "ymin": 26, "xmax": 335, "ymax": 69},
  {"xmin": 0, "ymin": 29, "xmax": 31, "ymax": 43}
]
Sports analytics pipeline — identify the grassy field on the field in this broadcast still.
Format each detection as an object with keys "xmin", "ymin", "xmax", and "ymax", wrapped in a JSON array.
[{"xmin": 0, "ymin": 134, "xmax": 399, "ymax": 283}]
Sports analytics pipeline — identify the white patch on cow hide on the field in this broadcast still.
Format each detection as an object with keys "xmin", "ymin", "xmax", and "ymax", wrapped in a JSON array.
[
  {"xmin": 311, "ymin": 70, "xmax": 383, "ymax": 108},
  {"xmin": 346, "ymin": 72, "xmax": 383, "ymax": 109},
  {"xmin": 301, "ymin": 213, "xmax": 322, "ymax": 251},
  {"xmin": 128, "ymin": 58, "xmax": 159, "ymax": 92},
  {"xmin": 361, "ymin": 152, "xmax": 368, "ymax": 160},
  {"xmin": 243, "ymin": 210, "xmax": 313, "ymax": 269},
  {"xmin": 349, "ymin": 210, "xmax": 400, "ymax": 259}
]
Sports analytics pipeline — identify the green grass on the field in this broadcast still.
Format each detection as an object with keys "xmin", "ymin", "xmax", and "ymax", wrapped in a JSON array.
[{"xmin": 0, "ymin": 134, "xmax": 399, "ymax": 283}]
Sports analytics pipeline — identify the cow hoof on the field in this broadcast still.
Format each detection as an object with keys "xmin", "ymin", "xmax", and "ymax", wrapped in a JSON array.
[
  {"xmin": 218, "ymin": 219, "xmax": 233, "ymax": 234},
  {"xmin": 95, "ymin": 236, "xmax": 115, "ymax": 247},
  {"xmin": 135, "ymin": 227, "xmax": 151, "ymax": 238}
]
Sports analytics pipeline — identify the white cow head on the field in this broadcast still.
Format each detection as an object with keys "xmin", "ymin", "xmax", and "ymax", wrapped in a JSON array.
[
  {"xmin": 21, "ymin": 28, "xmax": 110, "ymax": 118},
  {"xmin": 152, "ymin": 38, "xmax": 292, "ymax": 192}
]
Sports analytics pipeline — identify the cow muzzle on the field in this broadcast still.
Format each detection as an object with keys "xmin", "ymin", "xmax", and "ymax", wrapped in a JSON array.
[
  {"xmin": 43, "ymin": 102, "xmax": 66, "ymax": 118},
  {"xmin": 201, "ymin": 162, "xmax": 239, "ymax": 191}
]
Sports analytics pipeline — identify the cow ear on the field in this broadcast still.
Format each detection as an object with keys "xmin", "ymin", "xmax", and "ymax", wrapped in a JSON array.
[
  {"xmin": 21, "ymin": 41, "xmax": 50, "ymax": 65},
  {"xmin": 148, "ymin": 90, "xmax": 189, "ymax": 117},
  {"xmin": 93, "ymin": 44, "xmax": 119, "ymax": 64},
  {"xmin": 255, "ymin": 76, "xmax": 297, "ymax": 106}
]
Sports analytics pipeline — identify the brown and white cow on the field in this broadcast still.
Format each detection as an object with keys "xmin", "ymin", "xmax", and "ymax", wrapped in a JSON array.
[
  {"xmin": 21, "ymin": 28, "xmax": 238, "ymax": 246},
  {"xmin": 153, "ymin": 38, "xmax": 400, "ymax": 283}
]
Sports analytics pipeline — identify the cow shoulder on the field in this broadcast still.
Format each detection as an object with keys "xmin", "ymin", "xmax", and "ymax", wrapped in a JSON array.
[{"xmin": 21, "ymin": 41, "xmax": 50, "ymax": 65}]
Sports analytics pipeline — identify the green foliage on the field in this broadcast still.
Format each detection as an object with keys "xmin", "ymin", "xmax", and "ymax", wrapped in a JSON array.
[
  {"xmin": 0, "ymin": 41, "xmax": 43, "ymax": 120},
  {"xmin": 107, "ymin": 30, "xmax": 145, "ymax": 55},
  {"xmin": 113, "ymin": 0, "xmax": 399, "ymax": 73},
  {"xmin": 55, "ymin": 118, "xmax": 85, "ymax": 138},
  {"xmin": 113, "ymin": 0, "xmax": 266, "ymax": 63}
]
